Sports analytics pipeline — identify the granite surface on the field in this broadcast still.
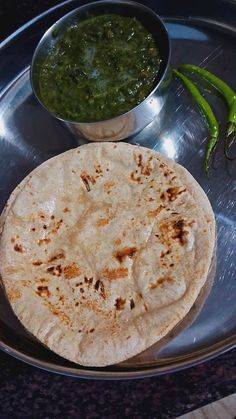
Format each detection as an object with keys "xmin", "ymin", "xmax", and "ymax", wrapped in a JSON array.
[
  {"xmin": 1, "ymin": 0, "xmax": 236, "ymax": 42},
  {"xmin": 0, "ymin": 349, "xmax": 235, "ymax": 418},
  {"xmin": 0, "ymin": 1, "xmax": 236, "ymax": 418}
]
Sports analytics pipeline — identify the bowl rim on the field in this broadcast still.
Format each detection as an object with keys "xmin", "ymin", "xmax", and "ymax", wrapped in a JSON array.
[{"xmin": 30, "ymin": 0, "xmax": 171, "ymax": 126}]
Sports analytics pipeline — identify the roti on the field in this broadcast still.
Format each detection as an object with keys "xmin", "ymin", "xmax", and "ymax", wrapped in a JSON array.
[{"xmin": 0, "ymin": 142, "xmax": 215, "ymax": 366}]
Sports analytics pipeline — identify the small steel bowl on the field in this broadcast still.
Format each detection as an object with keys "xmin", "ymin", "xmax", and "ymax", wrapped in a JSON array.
[{"xmin": 31, "ymin": 0, "xmax": 171, "ymax": 142}]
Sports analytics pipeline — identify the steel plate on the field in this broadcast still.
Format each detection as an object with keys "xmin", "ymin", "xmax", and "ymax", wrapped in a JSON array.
[{"xmin": 0, "ymin": 0, "xmax": 235, "ymax": 379}]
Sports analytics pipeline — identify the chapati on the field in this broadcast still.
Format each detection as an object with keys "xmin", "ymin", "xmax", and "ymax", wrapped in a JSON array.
[{"xmin": 0, "ymin": 142, "xmax": 215, "ymax": 366}]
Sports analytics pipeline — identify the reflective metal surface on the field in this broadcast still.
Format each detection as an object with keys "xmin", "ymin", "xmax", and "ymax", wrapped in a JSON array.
[
  {"xmin": 0, "ymin": 0, "xmax": 236, "ymax": 379},
  {"xmin": 31, "ymin": 0, "xmax": 171, "ymax": 142}
]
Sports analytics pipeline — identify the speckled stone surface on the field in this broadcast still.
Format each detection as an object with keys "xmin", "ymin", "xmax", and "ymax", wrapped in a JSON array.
[
  {"xmin": 1, "ymin": 0, "xmax": 236, "ymax": 41},
  {"xmin": 0, "ymin": 349, "xmax": 235, "ymax": 418},
  {"xmin": 0, "ymin": 1, "xmax": 236, "ymax": 417}
]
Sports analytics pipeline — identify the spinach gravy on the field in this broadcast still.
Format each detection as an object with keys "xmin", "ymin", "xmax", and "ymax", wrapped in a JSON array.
[{"xmin": 39, "ymin": 14, "xmax": 161, "ymax": 121}]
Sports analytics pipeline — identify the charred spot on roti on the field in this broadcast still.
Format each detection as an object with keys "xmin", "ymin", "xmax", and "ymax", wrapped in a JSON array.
[
  {"xmin": 11, "ymin": 238, "xmax": 15, "ymax": 243},
  {"xmin": 130, "ymin": 298, "xmax": 135, "ymax": 309},
  {"xmin": 142, "ymin": 158, "xmax": 153, "ymax": 176},
  {"xmin": 81, "ymin": 176, "xmax": 90, "ymax": 191},
  {"xmin": 50, "ymin": 215, "xmax": 55, "ymax": 220},
  {"xmin": 103, "ymin": 268, "xmax": 128, "ymax": 280},
  {"xmin": 64, "ymin": 263, "xmax": 81, "ymax": 279},
  {"xmin": 113, "ymin": 247, "xmax": 137, "ymax": 263},
  {"xmin": 84, "ymin": 277, "xmax": 93, "ymax": 286},
  {"xmin": 36, "ymin": 285, "xmax": 50, "ymax": 298},
  {"xmin": 159, "ymin": 219, "xmax": 190, "ymax": 247},
  {"xmin": 167, "ymin": 187, "xmax": 186, "ymax": 201},
  {"xmin": 130, "ymin": 172, "xmax": 141, "ymax": 183},
  {"xmin": 96, "ymin": 218, "xmax": 110, "ymax": 227},
  {"xmin": 150, "ymin": 277, "xmax": 175, "ymax": 289},
  {"xmin": 172, "ymin": 220, "xmax": 188, "ymax": 246},
  {"xmin": 147, "ymin": 205, "xmax": 164, "ymax": 218},
  {"xmin": 161, "ymin": 187, "xmax": 187, "ymax": 202},
  {"xmin": 134, "ymin": 153, "xmax": 153, "ymax": 176},
  {"xmin": 51, "ymin": 219, "xmax": 63, "ymax": 234},
  {"xmin": 136, "ymin": 154, "xmax": 144, "ymax": 171},
  {"xmin": 14, "ymin": 243, "xmax": 24, "ymax": 252},
  {"xmin": 80, "ymin": 172, "xmax": 96, "ymax": 192},
  {"xmin": 158, "ymin": 277, "xmax": 175, "ymax": 285},
  {"xmin": 35, "ymin": 278, "xmax": 48, "ymax": 284},
  {"xmin": 104, "ymin": 181, "xmax": 114, "ymax": 193},
  {"xmin": 94, "ymin": 279, "xmax": 106, "ymax": 299},
  {"xmin": 94, "ymin": 279, "xmax": 100, "ymax": 291},
  {"xmin": 95, "ymin": 164, "xmax": 103, "ymax": 174},
  {"xmin": 160, "ymin": 249, "xmax": 171, "ymax": 258},
  {"xmin": 32, "ymin": 260, "xmax": 43, "ymax": 266},
  {"xmin": 115, "ymin": 297, "xmax": 126, "ymax": 310},
  {"xmin": 38, "ymin": 238, "xmax": 51, "ymax": 246},
  {"xmin": 59, "ymin": 295, "xmax": 65, "ymax": 303},
  {"xmin": 47, "ymin": 265, "xmax": 62, "ymax": 276},
  {"xmin": 43, "ymin": 224, "xmax": 47, "ymax": 230},
  {"xmin": 31, "ymin": 228, "xmax": 36, "ymax": 232},
  {"xmin": 63, "ymin": 207, "xmax": 70, "ymax": 213},
  {"xmin": 99, "ymin": 281, "xmax": 106, "ymax": 299},
  {"xmin": 130, "ymin": 153, "xmax": 153, "ymax": 184},
  {"xmin": 48, "ymin": 252, "xmax": 65, "ymax": 263}
]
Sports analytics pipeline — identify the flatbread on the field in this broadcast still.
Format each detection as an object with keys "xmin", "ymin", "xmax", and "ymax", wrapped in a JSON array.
[{"xmin": 0, "ymin": 142, "xmax": 215, "ymax": 366}]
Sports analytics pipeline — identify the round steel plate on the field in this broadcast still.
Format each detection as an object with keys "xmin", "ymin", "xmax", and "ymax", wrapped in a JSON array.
[{"xmin": 0, "ymin": 0, "xmax": 235, "ymax": 379}]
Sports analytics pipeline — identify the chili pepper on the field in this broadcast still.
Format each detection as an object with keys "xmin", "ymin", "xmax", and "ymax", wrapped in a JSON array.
[
  {"xmin": 178, "ymin": 64, "xmax": 236, "ymax": 160},
  {"xmin": 173, "ymin": 69, "xmax": 219, "ymax": 174}
]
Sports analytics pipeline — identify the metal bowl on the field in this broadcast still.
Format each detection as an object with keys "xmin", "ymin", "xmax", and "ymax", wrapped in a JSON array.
[{"xmin": 30, "ymin": 0, "xmax": 171, "ymax": 142}]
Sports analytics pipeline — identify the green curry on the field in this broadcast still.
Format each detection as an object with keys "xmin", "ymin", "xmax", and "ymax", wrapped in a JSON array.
[{"xmin": 39, "ymin": 14, "xmax": 161, "ymax": 122}]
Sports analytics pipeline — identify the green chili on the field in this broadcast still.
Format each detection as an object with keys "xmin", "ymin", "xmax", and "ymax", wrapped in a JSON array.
[
  {"xmin": 173, "ymin": 69, "xmax": 219, "ymax": 174},
  {"xmin": 178, "ymin": 64, "xmax": 236, "ymax": 160}
]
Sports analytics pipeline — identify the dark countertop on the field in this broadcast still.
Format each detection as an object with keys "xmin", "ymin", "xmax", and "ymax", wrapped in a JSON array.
[
  {"xmin": 0, "ymin": 349, "xmax": 235, "ymax": 418},
  {"xmin": 0, "ymin": 1, "xmax": 236, "ymax": 418}
]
